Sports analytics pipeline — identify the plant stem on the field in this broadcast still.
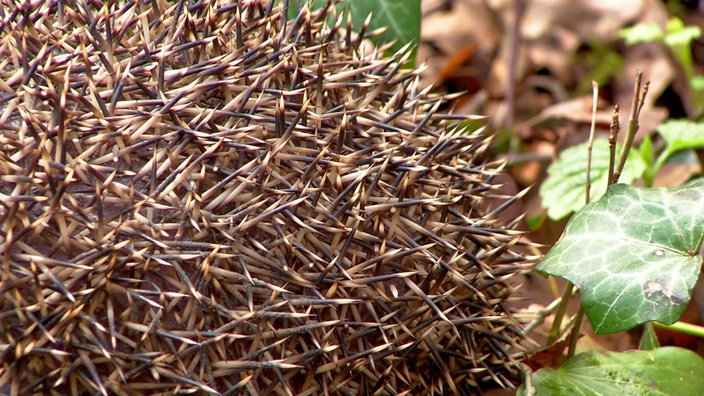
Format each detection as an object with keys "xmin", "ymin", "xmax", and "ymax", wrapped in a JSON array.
[
  {"xmin": 564, "ymin": 82, "xmax": 598, "ymax": 355},
  {"xmin": 524, "ymin": 296, "xmax": 563, "ymax": 334},
  {"xmin": 613, "ymin": 71, "xmax": 648, "ymax": 183},
  {"xmin": 546, "ymin": 82, "xmax": 598, "ymax": 349},
  {"xmin": 653, "ymin": 321, "xmax": 704, "ymax": 338},
  {"xmin": 567, "ymin": 307, "xmax": 584, "ymax": 358},
  {"xmin": 639, "ymin": 322, "xmax": 660, "ymax": 350},
  {"xmin": 607, "ymin": 105, "xmax": 620, "ymax": 183},
  {"xmin": 651, "ymin": 148, "xmax": 673, "ymax": 185},
  {"xmin": 547, "ymin": 284, "xmax": 574, "ymax": 345},
  {"xmin": 585, "ymin": 81, "xmax": 599, "ymax": 204}
]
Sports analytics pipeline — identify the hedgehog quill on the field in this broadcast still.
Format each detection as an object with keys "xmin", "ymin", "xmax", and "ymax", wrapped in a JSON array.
[{"xmin": 0, "ymin": 0, "xmax": 534, "ymax": 394}]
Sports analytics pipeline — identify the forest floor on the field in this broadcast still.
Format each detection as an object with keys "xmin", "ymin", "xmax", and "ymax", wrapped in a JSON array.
[{"xmin": 417, "ymin": 0, "xmax": 704, "ymax": 358}]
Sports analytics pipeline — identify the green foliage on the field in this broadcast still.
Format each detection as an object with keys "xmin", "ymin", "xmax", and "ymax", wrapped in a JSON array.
[
  {"xmin": 638, "ymin": 323, "xmax": 660, "ymax": 350},
  {"xmin": 663, "ymin": 17, "xmax": 702, "ymax": 47},
  {"xmin": 576, "ymin": 41, "xmax": 624, "ymax": 95},
  {"xmin": 345, "ymin": 0, "xmax": 420, "ymax": 58},
  {"xmin": 288, "ymin": 0, "xmax": 421, "ymax": 61},
  {"xmin": 691, "ymin": 75, "xmax": 704, "ymax": 91},
  {"xmin": 638, "ymin": 134, "xmax": 654, "ymax": 164},
  {"xmin": 618, "ymin": 22, "xmax": 664, "ymax": 45},
  {"xmin": 619, "ymin": 17, "xmax": 704, "ymax": 115},
  {"xmin": 535, "ymin": 117, "xmax": 704, "ymax": 392},
  {"xmin": 643, "ymin": 119, "xmax": 704, "ymax": 186},
  {"xmin": 618, "ymin": 17, "xmax": 701, "ymax": 47},
  {"xmin": 523, "ymin": 347, "xmax": 704, "ymax": 396},
  {"xmin": 542, "ymin": 120, "xmax": 704, "ymax": 219},
  {"xmin": 539, "ymin": 138, "xmax": 646, "ymax": 220},
  {"xmin": 657, "ymin": 119, "xmax": 704, "ymax": 157},
  {"xmin": 538, "ymin": 181, "xmax": 704, "ymax": 334},
  {"xmin": 532, "ymin": 11, "xmax": 704, "ymax": 396}
]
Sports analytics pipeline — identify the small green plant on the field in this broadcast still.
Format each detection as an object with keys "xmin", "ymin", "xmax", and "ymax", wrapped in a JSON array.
[
  {"xmin": 619, "ymin": 17, "xmax": 704, "ymax": 116},
  {"xmin": 527, "ymin": 75, "xmax": 704, "ymax": 395},
  {"xmin": 539, "ymin": 138, "xmax": 646, "ymax": 220},
  {"xmin": 526, "ymin": 347, "xmax": 704, "ymax": 395},
  {"xmin": 541, "ymin": 118, "xmax": 704, "ymax": 220}
]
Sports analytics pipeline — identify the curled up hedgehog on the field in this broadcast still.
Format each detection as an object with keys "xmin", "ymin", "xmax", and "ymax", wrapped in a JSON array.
[{"xmin": 0, "ymin": 0, "xmax": 534, "ymax": 394}]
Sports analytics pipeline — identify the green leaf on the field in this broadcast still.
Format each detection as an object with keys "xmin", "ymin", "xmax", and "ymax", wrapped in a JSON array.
[
  {"xmin": 346, "ymin": 0, "xmax": 420, "ymax": 59},
  {"xmin": 658, "ymin": 119, "xmax": 704, "ymax": 154},
  {"xmin": 638, "ymin": 322, "xmax": 660, "ymax": 350},
  {"xmin": 525, "ymin": 347, "xmax": 704, "ymax": 396},
  {"xmin": 666, "ymin": 17, "xmax": 686, "ymax": 33},
  {"xmin": 639, "ymin": 134, "xmax": 654, "ymax": 168},
  {"xmin": 539, "ymin": 138, "xmax": 646, "ymax": 220},
  {"xmin": 618, "ymin": 22, "xmax": 664, "ymax": 45},
  {"xmin": 664, "ymin": 17, "xmax": 702, "ymax": 47},
  {"xmin": 690, "ymin": 75, "xmax": 704, "ymax": 91},
  {"xmin": 537, "ymin": 181, "xmax": 704, "ymax": 334},
  {"xmin": 286, "ymin": 0, "xmax": 327, "ymax": 19},
  {"xmin": 527, "ymin": 214, "xmax": 543, "ymax": 231},
  {"xmin": 290, "ymin": 0, "xmax": 421, "ymax": 61},
  {"xmin": 640, "ymin": 134, "xmax": 656, "ymax": 187}
]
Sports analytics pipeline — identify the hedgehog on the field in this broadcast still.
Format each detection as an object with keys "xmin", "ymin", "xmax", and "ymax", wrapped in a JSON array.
[{"xmin": 0, "ymin": 0, "xmax": 533, "ymax": 394}]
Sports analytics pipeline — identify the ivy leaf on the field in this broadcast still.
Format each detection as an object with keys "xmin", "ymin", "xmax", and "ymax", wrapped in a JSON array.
[
  {"xmin": 537, "ymin": 180, "xmax": 704, "ymax": 334},
  {"xmin": 540, "ymin": 138, "xmax": 646, "ymax": 220},
  {"xmin": 522, "ymin": 347, "xmax": 704, "ymax": 396}
]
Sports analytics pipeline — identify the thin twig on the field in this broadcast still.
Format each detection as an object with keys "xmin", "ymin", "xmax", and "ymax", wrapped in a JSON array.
[
  {"xmin": 584, "ymin": 81, "xmax": 599, "ymax": 205},
  {"xmin": 613, "ymin": 71, "xmax": 649, "ymax": 183},
  {"xmin": 567, "ymin": 307, "xmax": 584, "ymax": 358},
  {"xmin": 547, "ymin": 284, "xmax": 574, "ymax": 345},
  {"xmin": 607, "ymin": 105, "xmax": 620, "ymax": 183},
  {"xmin": 524, "ymin": 296, "xmax": 562, "ymax": 334},
  {"xmin": 564, "ymin": 82, "xmax": 598, "ymax": 356}
]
